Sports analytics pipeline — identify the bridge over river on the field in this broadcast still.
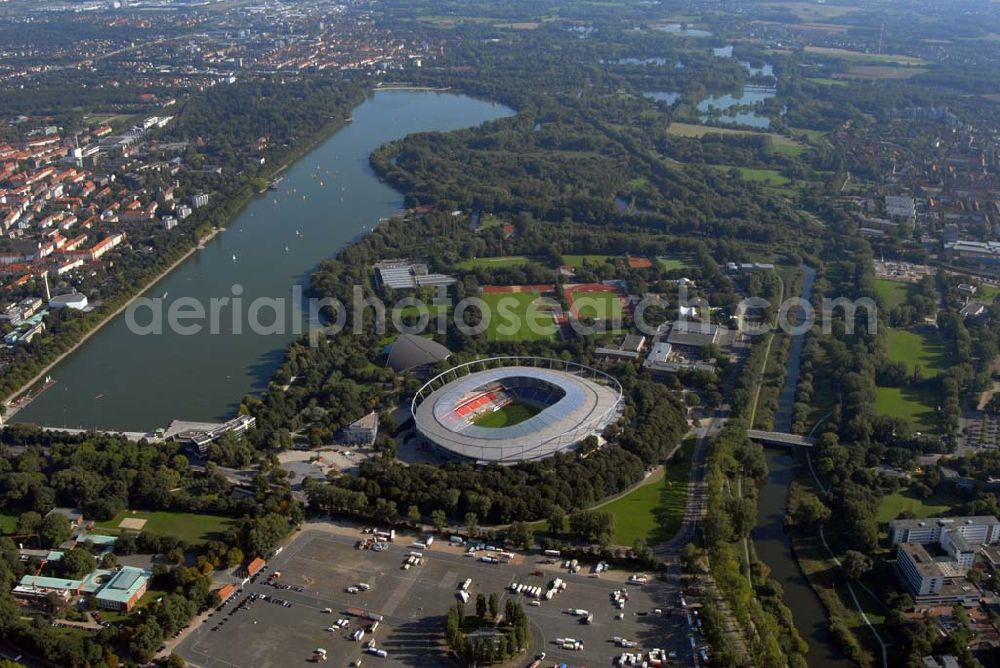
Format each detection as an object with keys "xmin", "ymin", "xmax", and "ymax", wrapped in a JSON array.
[{"xmin": 746, "ymin": 429, "xmax": 816, "ymax": 448}]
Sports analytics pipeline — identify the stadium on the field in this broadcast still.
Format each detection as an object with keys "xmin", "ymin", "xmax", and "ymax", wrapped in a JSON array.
[{"xmin": 411, "ymin": 357, "xmax": 623, "ymax": 464}]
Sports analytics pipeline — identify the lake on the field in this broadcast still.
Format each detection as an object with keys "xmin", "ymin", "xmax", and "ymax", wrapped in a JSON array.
[{"xmin": 16, "ymin": 90, "xmax": 513, "ymax": 430}]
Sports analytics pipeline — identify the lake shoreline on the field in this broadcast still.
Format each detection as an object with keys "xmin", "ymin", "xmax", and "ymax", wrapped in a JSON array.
[{"xmin": 3, "ymin": 90, "xmax": 369, "ymax": 415}]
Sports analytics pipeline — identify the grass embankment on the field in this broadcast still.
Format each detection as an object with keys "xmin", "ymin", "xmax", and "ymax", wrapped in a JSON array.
[
  {"xmin": 594, "ymin": 436, "xmax": 696, "ymax": 546},
  {"xmin": 788, "ymin": 473, "xmax": 882, "ymax": 667}
]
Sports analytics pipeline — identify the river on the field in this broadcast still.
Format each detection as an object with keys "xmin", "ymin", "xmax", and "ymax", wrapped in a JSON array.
[
  {"xmin": 15, "ymin": 90, "xmax": 513, "ymax": 430},
  {"xmin": 753, "ymin": 266, "xmax": 851, "ymax": 668}
]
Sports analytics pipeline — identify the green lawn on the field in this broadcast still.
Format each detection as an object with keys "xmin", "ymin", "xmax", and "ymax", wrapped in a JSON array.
[
  {"xmin": 979, "ymin": 284, "xmax": 1000, "ymax": 302},
  {"xmin": 708, "ymin": 165, "xmax": 792, "ymax": 186},
  {"xmin": 455, "ymin": 255, "xmax": 532, "ymax": 270},
  {"xmin": 875, "ymin": 386, "xmax": 938, "ymax": 432},
  {"xmin": 472, "ymin": 402, "xmax": 540, "ymax": 428},
  {"xmin": 885, "ymin": 328, "xmax": 947, "ymax": 378},
  {"xmin": 571, "ymin": 291, "xmax": 625, "ymax": 323},
  {"xmin": 563, "ymin": 254, "xmax": 617, "ymax": 268},
  {"xmin": 657, "ymin": 256, "xmax": 690, "ymax": 271},
  {"xmin": 805, "ymin": 77, "xmax": 849, "ymax": 87},
  {"xmin": 95, "ymin": 511, "xmax": 235, "ymax": 545},
  {"xmin": 0, "ymin": 512, "xmax": 17, "ymax": 534},
  {"xmin": 790, "ymin": 127, "xmax": 829, "ymax": 143},
  {"xmin": 771, "ymin": 143, "xmax": 806, "ymax": 157},
  {"xmin": 877, "ymin": 487, "xmax": 957, "ymax": 522},
  {"xmin": 479, "ymin": 292, "xmax": 557, "ymax": 341},
  {"xmin": 595, "ymin": 437, "xmax": 695, "ymax": 546},
  {"xmin": 874, "ymin": 278, "xmax": 914, "ymax": 309}
]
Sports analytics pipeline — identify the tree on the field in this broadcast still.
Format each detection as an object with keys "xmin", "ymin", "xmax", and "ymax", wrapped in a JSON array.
[
  {"xmin": 165, "ymin": 654, "xmax": 186, "ymax": 668},
  {"xmin": 842, "ymin": 550, "xmax": 873, "ymax": 580},
  {"xmin": 407, "ymin": 504, "xmax": 422, "ymax": 527},
  {"xmin": 465, "ymin": 512, "xmax": 479, "ymax": 538},
  {"xmin": 38, "ymin": 513, "xmax": 71, "ymax": 548},
  {"xmin": 14, "ymin": 510, "xmax": 41, "ymax": 536},
  {"xmin": 488, "ymin": 592, "xmax": 499, "ymax": 619},
  {"xmin": 506, "ymin": 521, "xmax": 533, "ymax": 550},
  {"xmin": 129, "ymin": 619, "xmax": 165, "ymax": 663},
  {"xmin": 790, "ymin": 491, "xmax": 831, "ymax": 528},
  {"xmin": 475, "ymin": 593, "xmax": 487, "ymax": 619},
  {"xmin": 225, "ymin": 547, "xmax": 244, "ymax": 569},
  {"xmin": 547, "ymin": 505, "xmax": 566, "ymax": 534},
  {"xmin": 431, "ymin": 509, "xmax": 447, "ymax": 533}
]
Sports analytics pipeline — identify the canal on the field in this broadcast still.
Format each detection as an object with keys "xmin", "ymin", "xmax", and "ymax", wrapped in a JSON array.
[
  {"xmin": 16, "ymin": 90, "xmax": 513, "ymax": 430},
  {"xmin": 752, "ymin": 266, "xmax": 852, "ymax": 667}
]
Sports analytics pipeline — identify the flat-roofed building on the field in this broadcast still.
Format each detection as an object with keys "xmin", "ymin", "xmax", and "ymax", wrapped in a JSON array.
[
  {"xmin": 890, "ymin": 516, "xmax": 1000, "ymax": 602},
  {"xmin": 665, "ymin": 320, "xmax": 721, "ymax": 349},
  {"xmin": 13, "ymin": 574, "xmax": 83, "ymax": 606},
  {"xmin": 890, "ymin": 516, "xmax": 1000, "ymax": 546},
  {"xmin": 94, "ymin": 566, "xmax": 152, "ymax": 612},
  {"xmin": 373, "ymin": 258, "xmax": 455, "ymax": 292},
  {"xmin": 342, "ymin": 411, "xmax": 379, "ymax": 445}
]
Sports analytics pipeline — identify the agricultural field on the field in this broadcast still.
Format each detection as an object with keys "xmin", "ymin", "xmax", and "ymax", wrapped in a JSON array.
[
  {"xmin": 843, "ymin": 66, "xmax": 927, "ymax": 80},
  {"xmin": 762, "ymin": 1, "xmax": 859, "ymax": 21},
  {"xmin": 874, "ymin": 278, "xmax": 915, "ymax": 309},
  {"xmin": 594, "ymin": 437, "xmax": 695, "ymax": 546},
  {"xmin": 94, "ymin": 510, "xmax": 235, "ymax": 544},
  {"xmin": 877, "ymin": 487, "xmax": 958, "ymax": 522},
  {"xmin": 875, "ymin": 386, "xmax": 938, "ymax": 433},
  {"xmin": 472, "ymin": 402, "xmax": 541, "ymax": 428},
  {"xmin": 804, "ymin": 46, "xmax": 928, "ymax": 66},
  {"xmin": 885, "ymin": 327, "xmax": 947, "ymax": 378},
  {"xmin": 805, "ymin": 77, "xmax": 849, "ymax": 87},
  {"xmin": 479, "ymin": 291, "xmax": 558, "ymax": 341},
  {"xmin": 668, "ymin": 122, "xmax": 804, "ymax": 152}
]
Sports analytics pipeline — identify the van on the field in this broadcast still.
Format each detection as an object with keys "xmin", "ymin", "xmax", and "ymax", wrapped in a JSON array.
[
  {"xmin": 450, "ymin": 536, "xmax": 465, "ymax": 545},
  {"xmin": 358, "ymin": 583, "xmax": 371, "ymax": 591}
]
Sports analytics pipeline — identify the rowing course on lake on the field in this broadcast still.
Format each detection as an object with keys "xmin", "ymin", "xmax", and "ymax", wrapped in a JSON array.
[{"xmin": 15, "ymin": 91, "xmax": 513, "ymax": 431}]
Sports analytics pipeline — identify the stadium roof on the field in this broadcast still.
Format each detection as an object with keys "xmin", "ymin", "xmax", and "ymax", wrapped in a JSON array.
[
  {"xmin": 386, "ymin": 334, "xmax": 451, "ymax": 373},
  {"xmin": 413, "ymin": 361, "xmax": 621, "ymax": 464}
]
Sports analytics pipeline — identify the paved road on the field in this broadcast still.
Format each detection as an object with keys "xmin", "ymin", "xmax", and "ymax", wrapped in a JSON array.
[{"xmin": 655, "ymin": 416, "xmax": 722, "ymax": 558}]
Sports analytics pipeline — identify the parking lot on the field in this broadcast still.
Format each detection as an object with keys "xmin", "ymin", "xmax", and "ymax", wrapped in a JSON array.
[{"xmin": 176, "ymin": 528, "xmax": 695, "ymax": 667}]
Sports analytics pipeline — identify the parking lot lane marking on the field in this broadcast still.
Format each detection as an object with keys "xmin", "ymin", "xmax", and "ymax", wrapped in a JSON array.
[{"xmin": 380, "ymin": 566, "xmax": 420, "ymax": 617}]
